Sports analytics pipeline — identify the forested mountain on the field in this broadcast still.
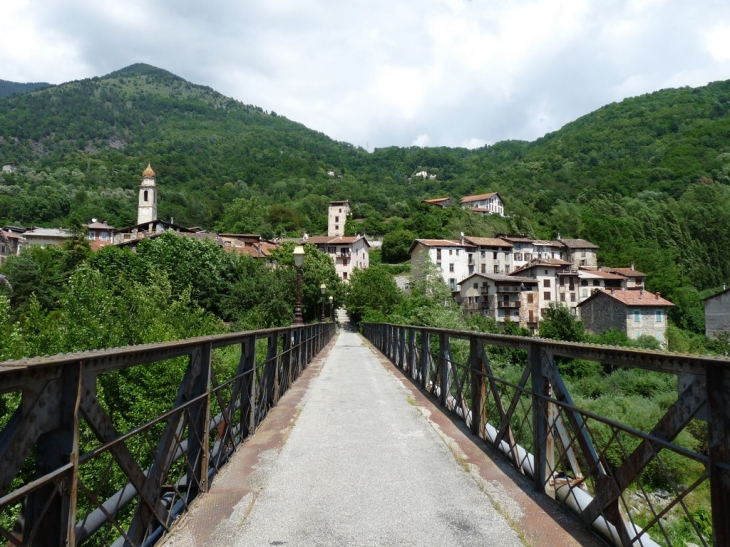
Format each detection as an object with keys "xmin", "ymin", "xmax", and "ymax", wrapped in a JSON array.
[
  {"xmin": 1, "ymin": 63, "xmax": 730, "ymax": 305},
  {"xmin": 0, "ymin": 79, "xmax": 51, "ymax": 98}
]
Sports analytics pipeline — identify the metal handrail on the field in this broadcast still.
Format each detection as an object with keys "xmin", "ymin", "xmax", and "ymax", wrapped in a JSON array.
[
  {"xmin": 362, "ymin": 322, "xmax": 729, "ymax": 547},
  {"xmin": 0, "ymin": 322, "xmax": 335, "ymax": 546}
]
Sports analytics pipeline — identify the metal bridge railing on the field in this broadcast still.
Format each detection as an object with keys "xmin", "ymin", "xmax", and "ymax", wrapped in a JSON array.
[
  {"xmin": 362, "ymin": 322, "xmax": 730, "ymax": 547},
  {"xmin": 0, "ymin": 322, "xmax": 335, "ymax": 546}
]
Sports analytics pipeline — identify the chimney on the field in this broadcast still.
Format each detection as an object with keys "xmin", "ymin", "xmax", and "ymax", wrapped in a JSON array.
[
  {"xmin": 611, "ymin": 287, "xmax": 615, "ymax": 296},
  {"xmin": 639, "ymin": 288, "xmax": 643, "ymax": 299},
  {"xmin": 460, "ymin": 232, "xmax": 465, "ymax": 244},
  {"xmin": 631, "ymin": 263, "xmax": 634, "ymax": 271},
  {"xmin": 656, "ymin": 291, "xmax": 660, "ymax": 300}
]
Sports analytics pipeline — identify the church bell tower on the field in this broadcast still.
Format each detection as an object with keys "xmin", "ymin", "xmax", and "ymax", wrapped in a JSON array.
[{"xmin": 137, "ymin": 163, "xmax": 158, "ymax": 225}]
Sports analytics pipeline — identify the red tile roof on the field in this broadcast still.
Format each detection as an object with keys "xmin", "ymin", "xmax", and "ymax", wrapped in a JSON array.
[
  {"xmin": 608, "ymin": 267, "xmax": 647, "ymax": 278},
  {"xmin": 579, "ymin": 289, "xmax": 674, "ymax": 307},
  {"xmin": 579, "ymin": 269, "xmax": 626, "ymax": 280},
  {"xmin": 422, "ymin": 197, "xmax": 451, "ymax": 205},
  {"xmin": 307, "ymin": 235, "xmax": 367, "ymax": 245},
  {"xmin": 461, "ymin": 192, "xmax": 499, "ymax": 204},
  {"xmin": 559, "ymin": 238, "xmax": 599, "ymax": 249},
  {"xmin": 85, "ymin": 221, "xmax": 115, "ymax": 230},
  {"xmin": 512, "ymin": 258, "xmax": 571, "ymax": 275},
  {"xmin": 412, "ymin": 239, "xmax": 475, "ymax": 248},
  {"xmin": 463, "ymin": 236, "xmax": 513, "ymax": 247},
  {"xmin": 461, "ymin": 272, "xmax": 537, "ymax": 284}
]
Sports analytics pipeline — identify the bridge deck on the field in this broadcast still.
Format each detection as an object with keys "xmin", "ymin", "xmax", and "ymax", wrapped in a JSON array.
[{"xmin": 162, "ymin": 328, "xmax": 601, "ymax": 547}]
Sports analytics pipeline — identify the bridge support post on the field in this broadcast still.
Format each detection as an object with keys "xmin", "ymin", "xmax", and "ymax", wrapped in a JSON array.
[
  {"xmin": 408, "ymin": 328, "xmax": 416, "ymax": 380},
  {"xmin": 25, "ymin": 362, "xmax": 82, "ymax": 547},
  {"xmin": 283, "ymin": 330, "xmax": 292, "ymax": 394},
  {"xmin": 529, "ymin": 343, "xmax": 550, "ymax": 492},
  {"xmin": 438, "ymin": 333, "xmax": 450, "ymax": 407},
  {"xmin": 186, "ymin": 342, "xmax": 213, "ymax": 497},
  {"xmin": 707, "ymin": 363, "xmax": 730, "ymax": 547},
  {"xmin": 420, "ymin": 329, "xmax": 430, "ymax": 390},
  {"xmin": 397, "ymin": 327, "xmax": 405, "ymax": 369},
  {"xmin": 264, "ymin": 333, "xmax": 279, "ymax": 408},
  {"xmin": 240, "ymin": 336, "xmax": 257, "ymax": 439},
  {"xmin": 470, "ymin": 337, "xmax": 486, "ymax": 438}
]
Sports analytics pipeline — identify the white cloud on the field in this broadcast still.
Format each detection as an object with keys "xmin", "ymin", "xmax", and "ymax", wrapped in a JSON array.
[
  {"xmin": 461, "ymin": 138, "xmax": 489, "ymax": 149},
  {"xmin": 1, "ymin": 0, "xmax": 730, "ymax": 149},
  {"xmin": 706, "ymin": 24, "xmax": 730, "ymax": 63},
  {"xmin": 412, "ymin": 134, "xmax": 432, "ymax": 147}
]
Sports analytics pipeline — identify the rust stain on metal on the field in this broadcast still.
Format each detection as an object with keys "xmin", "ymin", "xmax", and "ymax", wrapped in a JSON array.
[
  {"xmin": 160, "ymin": 335, "xmax": 337, "ymax": 545},
  {"xmin": 362, "ymin": 334, "xmax": 605, "ymax": 547}
]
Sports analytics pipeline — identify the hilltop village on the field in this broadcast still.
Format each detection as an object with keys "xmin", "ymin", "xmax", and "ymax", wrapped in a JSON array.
[{"xmin": 1, "ymin": 163, "xmax": 704, "ymax": 349}]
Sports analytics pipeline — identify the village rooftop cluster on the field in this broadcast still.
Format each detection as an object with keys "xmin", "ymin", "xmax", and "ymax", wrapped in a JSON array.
[{"xmin": 5, "ymin": 163, "xmax": 729, "ymax": 348}]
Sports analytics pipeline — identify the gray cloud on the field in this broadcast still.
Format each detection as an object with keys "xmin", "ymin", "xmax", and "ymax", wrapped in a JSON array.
[{"xmin": 2, "ymin": 0, "xmax": 730, "ymax": 149}]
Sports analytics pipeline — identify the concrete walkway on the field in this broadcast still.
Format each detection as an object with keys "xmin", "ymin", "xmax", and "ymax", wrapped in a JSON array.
[
  {"xmin": 163, "ymin": 326, "xmax": 604, "ymax": 547},
  {"xmin": 164, "ymin": 330, "xmax": 524, "ymax": 546}
]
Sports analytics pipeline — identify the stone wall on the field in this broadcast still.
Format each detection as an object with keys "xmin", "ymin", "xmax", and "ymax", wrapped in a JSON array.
[{"xmin": 580, "ymin": 293, "xmax": 627, "ymax": 335}]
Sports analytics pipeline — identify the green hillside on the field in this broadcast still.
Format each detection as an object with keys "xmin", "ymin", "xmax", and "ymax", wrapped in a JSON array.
[
  {"xmin": 0, "ymin": 79, "xmax": 51, "ymax": 98},
  {"xmin": 1, "ymin": 64, "xmax": 730, "ymax": 310}
]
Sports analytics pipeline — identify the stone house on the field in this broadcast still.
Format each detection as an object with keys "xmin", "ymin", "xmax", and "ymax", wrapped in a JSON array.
[
  {"xmin": 458, "ymin": 273, "xmax": 539, "ymax": 330},
  {"xmin": 460, "ymin": 193, "xmax": 505, "ymax": 216},
  {"xmin": 307, "ymin": 235, "xmax": 370, "ymax": 283},
  {"xmin": 463, "ymin": 236, "xmax": 515, "ymax": 275},
  {"xmin": 511, "ymin": 258, "xmax": 573, "ymax": 320},
  {"xmin": 578, "ymin": 288, "xmax": 674, "ymax": 347},
  {"xmin": 606, "ymin": 265, "xmax": 646, "ymax": 289},
  {"xmin": 576, "ymin": 269, "xmax": 626, "ymax": 302},
  {"xmin": 558, "ymin": 238, "xmax": 599, "ymax": 268},
  {"xmin": 84, "ymin": 219, "xmax": 116, "ymax": 251},
  {"xmin": 704, "ymin": 287, "xmax": 730, "ymax": 339}
]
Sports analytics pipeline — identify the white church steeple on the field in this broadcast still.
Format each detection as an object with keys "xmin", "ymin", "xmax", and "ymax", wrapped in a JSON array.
[{"xmin": 137, "ymin": 163, "xmax": 158, "ymax": 225}]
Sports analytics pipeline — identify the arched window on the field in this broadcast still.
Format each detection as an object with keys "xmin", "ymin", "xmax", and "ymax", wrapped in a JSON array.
[{"xmin": 144, "ymin": 190, "xmax": 148, "ymax": 202}]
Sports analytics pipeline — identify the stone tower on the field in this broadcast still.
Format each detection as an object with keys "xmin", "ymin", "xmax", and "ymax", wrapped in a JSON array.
[
  {"xmin": 328, "ymin": 200, "xmax": 350, "ymax": 237},
  {"xmin": 137, "ymin": 163, "xmax": 158, "ymax": 225}
]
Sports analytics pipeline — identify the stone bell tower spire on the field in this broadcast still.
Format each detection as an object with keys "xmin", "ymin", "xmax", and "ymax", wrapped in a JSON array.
[{"xmin": 137, "ymin": 163, "xmax": 158, "ymax": 225}]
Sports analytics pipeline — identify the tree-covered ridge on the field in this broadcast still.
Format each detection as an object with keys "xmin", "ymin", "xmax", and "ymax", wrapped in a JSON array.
[
  {"xmin": 2, "ymin": 64, "xmax": 730, "ymax": 303},
  {"xmin": 0, "ymin": 79, "xmax": 51, "ymax": 99}
]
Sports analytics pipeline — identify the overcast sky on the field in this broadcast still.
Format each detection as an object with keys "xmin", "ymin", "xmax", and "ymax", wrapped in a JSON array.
[{"xmin": 3, "ymin": 0, "xmax": 730, "ymax": 149}]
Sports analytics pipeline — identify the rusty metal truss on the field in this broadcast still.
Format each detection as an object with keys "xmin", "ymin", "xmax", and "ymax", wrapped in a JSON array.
[
  {"xmin": 363, "ymin": 323, "xmax": 730, "ymax": 547},
  {"xmin": 0, "ymin": 323, "xmax": 334, "ymax": 546}
]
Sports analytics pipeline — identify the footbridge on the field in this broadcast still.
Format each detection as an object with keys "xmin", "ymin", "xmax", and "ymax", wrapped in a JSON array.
[{"xmin": 0, "ymin": 320, "xmax": 727, "ymax": 546}]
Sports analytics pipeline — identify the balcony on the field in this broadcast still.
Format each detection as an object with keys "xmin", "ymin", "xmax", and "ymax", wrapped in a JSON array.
[
  {"xmin": 558, "ymin": 286, "xmax": 576, "ymax": 293},
  {"xmin": 496, "ymin": 285, "xmax": 520, "ymax": 293},
  {"xmin": 497, "ymin": 301, "xmax": 520, "ymax": 309},
  {"xmin": 480, "ymin": 286, "xmax": 490, "ymax": 294}
]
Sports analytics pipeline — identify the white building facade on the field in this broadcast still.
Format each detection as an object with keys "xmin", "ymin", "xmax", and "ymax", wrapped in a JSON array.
[
  {"xmin": 460, "ymin": 193, "xmax": 505, "ymax": 216},
  {"xmin": 309, "ymin": 235, "xmax": 369, "ymax": 282},
  {"xmin": 409, "ymin": 239, "xmax": 476, "ymax": 291}
]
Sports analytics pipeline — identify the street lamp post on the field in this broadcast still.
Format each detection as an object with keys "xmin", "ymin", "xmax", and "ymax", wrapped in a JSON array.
[
  {"xmin": 329, "ymin": 295, "xmax": 334, "ymax": 323},
  {"xmin": 320, "ymin": 283, "xmax": 327, "ymax": 323},
  {"xmin": 293, "ymin": 245, "xmax": 305, "ymax": 326}
]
